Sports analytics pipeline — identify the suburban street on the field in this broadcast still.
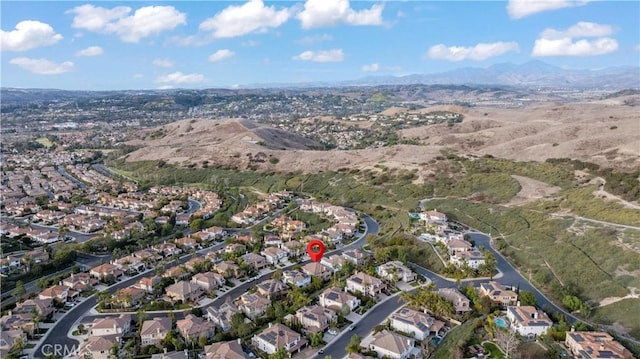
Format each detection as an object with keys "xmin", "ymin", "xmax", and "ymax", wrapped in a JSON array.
[
  {"xmin": 33, "ymin": 241, "xmax": 227, "ymax": 358},
  {"xmin": 32, "ymin": 210, "xmax": 585, "ymax": 359},
  {"xmin": 33, "ymin": 214, "xmax": 377, "ymax": 358},
  {"xmin": 316, "ymin": 230, "xmax": 583, "ymax": 359}
]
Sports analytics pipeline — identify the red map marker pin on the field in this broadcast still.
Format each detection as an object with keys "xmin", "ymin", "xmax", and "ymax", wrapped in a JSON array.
[{"xmin": 306, "ymin": 239, "xmax": 325, "ymax": 262}]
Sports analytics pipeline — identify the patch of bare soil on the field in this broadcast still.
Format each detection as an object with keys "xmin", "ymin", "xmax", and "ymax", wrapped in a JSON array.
[
  {"xmin": 505, "ymin": 175, "xmax": 561, "ymax": 206},
  {"xmin": 590, "ymin": 177, "xmax": 640, "ymax": 210},
  {"xmin": 597, "ymin": 287, "xmax": 639, "ymax": 307}
]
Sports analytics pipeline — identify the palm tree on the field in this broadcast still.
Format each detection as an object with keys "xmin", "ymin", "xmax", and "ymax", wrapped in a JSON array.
[
  {"xmin": 346, "ymin": 334, "xmax": 361, "ymax": 354},
  {"xmin": 31, "ymin": 309, "xmax": 41, "ymax": 336}
]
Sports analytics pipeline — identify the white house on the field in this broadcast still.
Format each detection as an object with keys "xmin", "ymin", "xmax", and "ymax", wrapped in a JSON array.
[
  {"xmin": 261, "ymin": 247, "xmax": 288, "ymax": 265},
  {"xmin": 376, "ymin": 261, "xmax": 415, "ymax": 282},
  {"xmin": 90, "ymin": 314, "xmax": 131, "ymax": 337},
  {"xmin": 390, "ymin": 307, "xmax": 445, "ymax": 341},
  {"xmin": 450, "ymin": 251, "xmax": 485, "ymax": 269},
  {"xmin": 251, "ymin": 323, "xmax": 307, "ymax": 356},
  {"xmin": 346, "ymin": 271, "xmax": 385, "ymax": 297},
  {"xmin": 319, "ymin": 287, "xmax": 360, "ymax": 313},
  {"xmin": 369, "ymin": 330, "xmax": 417, "ymax": 359},
  {"xmin": 506, "ymin": 305, "xmax": 553, "ymax": 338}
]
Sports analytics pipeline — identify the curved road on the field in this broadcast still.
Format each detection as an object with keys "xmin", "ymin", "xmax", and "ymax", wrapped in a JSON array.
[
  {"xmin": 317, "ymin": 230, "xmax": 583, "ymax": 359},
  {"xmin": 34, "ymin": 214, "xmax": 377, "ymax": 358},
  {"xmin": 36, "ymin": 213, "xmax": 583, "ymax": 359}
]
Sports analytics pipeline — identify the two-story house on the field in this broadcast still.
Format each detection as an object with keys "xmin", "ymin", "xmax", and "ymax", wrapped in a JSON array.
[
  {"xmin": 236, "ymin": 292, "xmax": 270, "ymax": 320},
  {"xmin": 369, "ymin": 330, "xmax": 417, "ymax": 359},
  {"xmin": 390, "ymin": 307, "xmax": 445, "ymax": 341},
  {"xmin": 90, "ymin": 314, "xmax": 131, "ymax": 337},
  {"xmin": 141, "ymin": 317, "xmax": 172, "ymax": 347},
  {"xmin": 261, "ymin": 247, "xmax": 288, "ymax": 265},
  {"xmin": 282, "ymin": 270, "xmax": 311, "ymax": 288},
  {"xmin": 176, "ymin": 315, "xmax": 216, "ymax": 343},
  {"xmin": 565, "ymin": 330, "xmax": 633, "ymax": 359},
  {"xmin": 319, "ymin": 287, "xmax": 361, "ymax": 313},
  {"xmin": 166, "ymin": 281, "xmax": 204, "ymax": 303},
  {"xmin": 437, "ymin": 288, "xmax": 471, "ymax": 314},
  {"xmin": 346, "ymin": 272, "xmax": 386, "ymax": 297},
  {"xmin": 240, "ymin": 253, "xmax": 267, "ymax": 271},
  {"xmin": 506, "ymin": 305, "xmax": 553, "ymax": 338},
  {"xmin": 301, "ymin": 262, "xmax": 332, "ymax": 281},
  {"xmin": 251, "ymin": 323, "xmax": 307, "ymax": 356},
  {"xmin": 206, "ymin": 302, "xmax": 241, "ymax": 333},
  {"xmin": 320, "ymin": 254, "xmax": 345, "ymax": 273},
  {"xmin": 479, "ymin": 281, "xmax": 518, "ymax": 307},
  {"xmin": 256, "ymin": 279, "xmax": 288, "ymax": 300},
  {"xmin": 204, "ymin": 340, "xmax": 249, "ymax": 359},
  {"xmin": 294, "ymin": 305, "xmax": 337, "ymax": 333},
  {"xmin": 376, "ymin": 261, "xmax": 415, "ymax": 282},
  {"xmin": 191, "ymin": 272, "xmax": 225, "ymax": 293}
]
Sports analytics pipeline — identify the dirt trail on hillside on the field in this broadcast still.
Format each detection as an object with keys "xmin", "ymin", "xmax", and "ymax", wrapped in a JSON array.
[{"xmin": 505, "ymin": 175, "xmax": 561, "ymax": 206}]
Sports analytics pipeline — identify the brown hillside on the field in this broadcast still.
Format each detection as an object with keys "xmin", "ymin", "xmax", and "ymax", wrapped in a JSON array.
[{"xmin": 124, "ymin": 100, "xmax": 640, "ymax": 172}]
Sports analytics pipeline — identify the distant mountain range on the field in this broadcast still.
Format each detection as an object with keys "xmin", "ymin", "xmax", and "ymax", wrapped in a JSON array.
[
  {"xmin": 2, "ymin": 61, "xmax": 638, "ymax": 98},
  {"xmin": 343, "ymin": 60, "xmax": 640, "ymax": 89}
]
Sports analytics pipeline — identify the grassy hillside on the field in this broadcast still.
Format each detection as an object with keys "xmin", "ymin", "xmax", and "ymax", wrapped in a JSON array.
[{"xmin": 110, "ymin": 155, "xmax": 640, "ymax": 338}]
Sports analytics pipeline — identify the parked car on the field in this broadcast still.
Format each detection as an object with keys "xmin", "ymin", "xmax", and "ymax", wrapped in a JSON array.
[{"xmin": 328, "ymin": 328, "xmax": 338, "ymax": 335}]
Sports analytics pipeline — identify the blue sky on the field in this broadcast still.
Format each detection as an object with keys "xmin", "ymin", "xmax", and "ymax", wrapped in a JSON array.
[{"xmin": 1, "ymin": 0, "xmax": 638, "ymax": 90}]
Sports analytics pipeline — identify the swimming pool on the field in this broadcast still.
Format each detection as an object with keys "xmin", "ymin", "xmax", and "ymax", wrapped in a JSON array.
[
  {"xmin": 494, "ymin": 317, "xmax": 508, "ymax": 328},
  {"xmin": 409, "ymin": 213, "xmax": 421, "ymax": 219}
]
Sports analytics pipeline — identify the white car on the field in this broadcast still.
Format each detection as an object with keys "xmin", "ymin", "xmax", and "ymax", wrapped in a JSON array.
[{"xmin": 328, "ymin": 328, "xmax": 338, "ymax": 335}]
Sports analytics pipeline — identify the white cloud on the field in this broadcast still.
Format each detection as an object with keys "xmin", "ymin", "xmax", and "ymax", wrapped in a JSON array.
[
  {"xmin": 9, "ymin": 57, "xmax": 74, "ymax": 75},
  {"xmin": 293, "ymin": 49, "xmax": 344, "ymax": 62},
  {"xmin": 540, "ymin": 21, "xmax": 614, "ymax": 39},
  {"xmin": 132, "ymin": 73, "xmax": 144, "ymax": 79},
  {"xmin": 241, "ymin": 40, "xmax": 259, "ymax": 47},
  {"xmin": 361, "ymin": 63, "xmax": 380, "ymax": 72},
  {"xmin": 75, "ymin": 46, "xmax": 103, "ymax": 57},
  {"xmin": 532, "ymin": 37, "xmax": 618, "ymax": 56},
  {"xmin": 297, "ymin": 0, "xmax": 384, "ymax": 29},
  {"xmin": 156, "ymin": 72, "xmax": 205, "ymax": 84},
  {"xmin": 532, "ymin": 22, "xmax": 618, "ymax": 56},
  {"xmin": 199, "ymin": 0, "xmax": 290, "ymax": 38},
  {"xmin": 168, "ymin": 34, "xmax": 214, "ymax": 47},
  {"xmin": 67, "ymin": 4, "xmax": 186, "ymax": 43},
  {"xmin": 209, "ymin": 49, "xmax": 235, "ymax": 62},
  {"xmin": 426, "ymin": 41, "xmax": 520, "ymax": 61},
  {"xmin": 153, "ymin": 58, "xmax": 174, "ymax": 67},
  {"xmin": 1, "ymin": 20, "xmax": 63, "ymax": 52},
  {"xmin": 507, "ymin": 0, "xmax": 591, "ymax": 19},
  {"xmin": 297, "ymin": 33, "xmax": 333, "ymax": 45}
]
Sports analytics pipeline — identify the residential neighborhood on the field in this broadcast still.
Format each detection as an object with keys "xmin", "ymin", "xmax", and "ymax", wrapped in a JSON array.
[{"xmin": 0, "ymin": 142, "xmax": 635, "ymax": 359}]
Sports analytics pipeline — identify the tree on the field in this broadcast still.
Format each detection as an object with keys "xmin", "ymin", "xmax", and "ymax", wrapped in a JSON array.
[
  {"xmin": 495, "ymin": 327, "xmax": 519, "ymax": 359},
  {"xmin": 309, "ymin": 331, "xmax": 324, "ymax": 347},
  {"xmin": 110, "ymin": 342, "xmax": 119, "ymax": 359},
  {"xmin": 36, "ymin": 277, "xmax": 49, "ymax": 290},
  {"xmin": 14, "ymin": 281, "xmax": 25, "ymax": 301},
  {"xmin": 269, "ymin": 348, "xmax": 289, "ymax": 359},
  {"xmin": 518, "ymin": 290, "xmax": 537, "ymax": 306},
  {"xmin": 31, "ymin": 309, "xmax": 41, "ymax": 336},
  {"xmin": 137, "ymin": 309, "xmax": 147, "ymax": 330},
  {"xmin": 198, "ymin": 335, "xmax": 208, "ymax": 349},
  {"xmin": 190, "ymin": 218, "xmax": 204, "ymax": 233},
  {"xmin": 231, "ymin": 313, "xmax": 252, "ymax": 338},
  {"xmin": 346, "ymin": 334, "xmax": 361, "ymax": 354}
]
